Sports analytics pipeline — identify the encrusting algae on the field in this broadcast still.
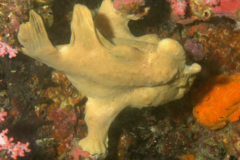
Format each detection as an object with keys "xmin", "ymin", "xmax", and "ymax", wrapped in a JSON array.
[{"xmin": 17, "ymin": 0, "xmax": 201, "ymax": 156}]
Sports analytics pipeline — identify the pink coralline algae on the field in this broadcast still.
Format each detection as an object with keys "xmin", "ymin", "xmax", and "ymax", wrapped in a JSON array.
[
  {"xmin": 70, "ymin": 146, "xmax": 90, "ymax": 160},
  {"xmin": 113, "ymin": 0, "xmax": 145, "ymax": 10},
  {"xmin": 184, "ymin": 39, "xmax": 205, "ymax": 61},
  {"xmin": 0, "ymin": 42, "xmax": 18, "ymax": 58},
  {"xmin": 211, "ymin": 0, "xmax": 240, "ymax": 20},
  {"xmin": 0, "ymin": 111, "xmax": 7, "ymax": 122},
  {"xmin": 49, "ymin": 108, "xmax": 77, "ymax": 139},
  {"xmin": 167, "ymin": 0, "xmax": 187, "ymax": 18},
  {"xmin": 203, "ymin": 0, "xmax": 220, "ymax": 6},
  {"xmin": 0, "ymin": 112, "xmax": 31, "ymax": 159},
  {"xmin": 169, "ymin": 0, "xmax": 240, "ymax": 27},
  {"xmin": 0, "ymin": 0, "xmax": 31, "ymax": 46}
]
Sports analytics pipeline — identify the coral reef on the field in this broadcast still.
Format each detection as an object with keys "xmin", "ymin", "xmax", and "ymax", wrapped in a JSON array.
[
  {"xmin": 0, "ymin": 42, "xmax": 18, "ymax": 58},
  {"xmin": 0, "ymin": 112, "xmax": 31, "ymax": 159},
  {"xmin": 104, "ymin": 99, "xmax": 229, "ymax": 159},
  {"xmin": 0, "ymin": 0, "xmax": 31, "ymax": 45},
  {"xmin": 0, "ymin": 0, "xmax": 239, "ymax": 159},
  {"xmin": 223, "ymin": 120, "xmax": 240, "ymax": 157},
  {"xmin": 113, "ymin": 0, "xmax": 145, "ymax": 13},
  {"xmin": 17, "ymin": 0, "xmax": 201, "ymax": 156},
  {"xmin": 167, "ymin": 0, "xmax": 187, "ymax": 18},
  {"xmin": 168, "ymin": 0, "xmax": 240, "ymax": 29},
  {"xmin": 200, "ymin": 25, "xmax": 240, "ymax": 75},
  {"xmin": 211, "ymin": 0, "xmax": 240, "ymax": 21},
  {"xmin": 34, "ymin": 70, "xmax": 84, "ymax": 157},
  {"xmin": 184, "ymin": 39, "xmax": 205, "ymax": 61}
]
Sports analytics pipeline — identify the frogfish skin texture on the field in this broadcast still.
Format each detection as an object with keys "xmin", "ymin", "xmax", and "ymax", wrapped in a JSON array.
[{"xmin": 18, "ymin": 0, "xmax": 201, "ymax": 155}]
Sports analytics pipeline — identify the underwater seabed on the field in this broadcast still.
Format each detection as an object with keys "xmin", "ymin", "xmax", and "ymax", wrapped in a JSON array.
[{"xmin": 1, "ymin": 0, "xmax": 240, "ymax": 159}]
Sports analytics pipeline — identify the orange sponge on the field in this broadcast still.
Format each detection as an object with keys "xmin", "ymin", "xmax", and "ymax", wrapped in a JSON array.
[{"xmin": 193, "ymin": 74, "xmax": 240, "ymax": 130}]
